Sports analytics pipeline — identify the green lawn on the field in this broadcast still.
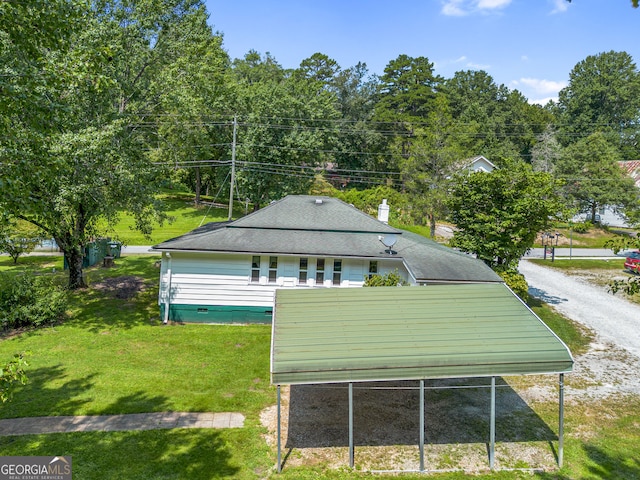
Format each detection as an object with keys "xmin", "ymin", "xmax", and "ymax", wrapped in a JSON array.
[
  {"xmin": 108, "ymin": 192, "xmax": 231, "ymax": 245},
  {"xmin": 0, "ymin": 256, "xmax": 638, "ymax": 479}
]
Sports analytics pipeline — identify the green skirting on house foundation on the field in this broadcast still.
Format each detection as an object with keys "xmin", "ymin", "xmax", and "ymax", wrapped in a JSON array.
[{"xmin": 160, "ymin": 304, "xmax": 273, "ymax": 324}]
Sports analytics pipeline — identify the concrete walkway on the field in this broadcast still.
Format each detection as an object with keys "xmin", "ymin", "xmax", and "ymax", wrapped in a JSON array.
[{"xmin": 0, "ymin": 412, "xmax": 244, "ymax": 436}]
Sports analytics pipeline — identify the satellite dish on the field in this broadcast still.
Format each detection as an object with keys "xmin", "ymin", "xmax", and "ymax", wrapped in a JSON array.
[{"xmin": 378, "ymin": 234, "xmax": 398, "ymax": 254}]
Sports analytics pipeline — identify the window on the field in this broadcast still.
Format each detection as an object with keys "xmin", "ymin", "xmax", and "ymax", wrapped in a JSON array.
[
  {"xmin": 251, "ymin": 256, "xmax": 261, "ymax": 283},
  {"xmin": 315, "ymin": 258, "xmax": 325, "ymax": 284},
  {"xmin": 268, "ymin": 256, "xmax": 278, "ymax": 283},
  {"xmin": 368, "ymin": 261, "xmax": 378, "ymax": 279},
  {"xmin": 299, "ymin": 258, "xmax": 308, "ymax": 285},
  {"xmin": 332, "ymin": 259, "xmax": 342, "ymax": 285}
]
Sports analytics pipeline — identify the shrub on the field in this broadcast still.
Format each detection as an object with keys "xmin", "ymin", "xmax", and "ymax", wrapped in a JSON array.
[
  {"xmin": 0, "ymin": 272, "xmax": 68, "ymax": 330},
  {"xmin": 499, "ymin": 269, "xmax": 529, "ymax": 302},
  {"xmin": 0, "ymin": 353, "xmax": 29, "ymax": 403},
  {"xmin": 572, "ymin": 221, "xmax": 592, "ymax": 234},
  {"xmin": 364, "ymin": 270, "xmax": 409, "ymax": 287}
]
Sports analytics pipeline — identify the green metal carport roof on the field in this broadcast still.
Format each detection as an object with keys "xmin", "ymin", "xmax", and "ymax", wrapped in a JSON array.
[{"xmin": 270, "ymin": 283, "xmax": 573, "ymax": 385}]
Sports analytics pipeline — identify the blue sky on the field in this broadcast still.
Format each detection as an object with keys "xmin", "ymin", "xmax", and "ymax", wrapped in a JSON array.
[{"xmin": 204, "ymin": 0, "xmax": 639, "ymax": 105}]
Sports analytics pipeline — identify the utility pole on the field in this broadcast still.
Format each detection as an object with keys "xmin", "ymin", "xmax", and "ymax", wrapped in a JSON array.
[{"xmin": 228, "ymin": 115, "xmax": 237, "ymax": 221}]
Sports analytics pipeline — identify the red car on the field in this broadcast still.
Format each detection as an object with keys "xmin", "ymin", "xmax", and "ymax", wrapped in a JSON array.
[{"xmin": 624, "ymin": 251, "xmax": 640, "ymax": 274}]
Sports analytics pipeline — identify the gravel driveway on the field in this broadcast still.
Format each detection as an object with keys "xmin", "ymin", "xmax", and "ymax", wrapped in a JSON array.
[
  {"xmin": 519, "ymin": 259, "xmax": 640, "ymax": 399},
  {"xmin": 519, "ymin": 259, "xmax": 640, "ymax": 358}
]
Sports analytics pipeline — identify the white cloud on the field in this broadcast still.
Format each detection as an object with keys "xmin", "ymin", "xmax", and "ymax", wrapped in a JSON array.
[
  {"xmin": 550, "ymin": 0, "xmax": 569, "ymax": 14},
  {"xmin": 477, "ymin": 0, "xmax": 511, "ymax": 8},
  {"xmin": 528, "ymin": 96, "xmax": 557, "ymax": 106},
  {"xmin": 441, "ymin": 0, "xmax": 466, "ymax": 16},
  {"xmin": 466, "ymin": 61, "xmax": 491, "ymax": 70},
  {"xmin": 441, "ymin": 0, "xmax": 512, "ymax": 16},
  {"xmin": 512, "ymin": 77, "xmax": 567, "ymax": 105},
  {"xmin": 517, "ymin": 77, "xmax": 567, "ymax": 95}
]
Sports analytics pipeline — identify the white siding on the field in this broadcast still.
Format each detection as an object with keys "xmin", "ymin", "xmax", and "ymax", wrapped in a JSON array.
[{"xmin": 158, "ymin": 252, "xmax": 413, "ymax": 310}]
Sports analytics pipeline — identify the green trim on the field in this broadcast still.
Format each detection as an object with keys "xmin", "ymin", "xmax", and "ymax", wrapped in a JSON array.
[{"xmin": 160, "ymin": 304, "xmax": 272, "ymax": 324}]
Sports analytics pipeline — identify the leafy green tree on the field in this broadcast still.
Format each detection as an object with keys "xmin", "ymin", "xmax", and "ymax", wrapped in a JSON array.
[
  {"xmin": 233, "ymin": 52, "xmax": 339, "ymax": 209},
  {"xmin": 447, "ymin": 160, "xmax": 565, "ymax": 270},
  {"xmin": 152, "ymin": 6, "xmax": 232, "ymax": 205},
  {"xmin": 325, "ymin": 61, "xmax": 387, "ymax": 181},
  {"xmin": 0, "ymin": 218, "xmax": 43, "ymax": 264},
  {"xmin": 442, "ymin": 70, "xmax": 551, "ymax": 164},
  {"xmin": 555, "ymin": 132, "xmax": 638, "ymax": 223},
  {"xmin": 0, "ymin": 1, "xmax": 210, "ymax": 289},
  {"xmin": 557, "ymin": 51, "xmax": 640, "ymax": 155}
]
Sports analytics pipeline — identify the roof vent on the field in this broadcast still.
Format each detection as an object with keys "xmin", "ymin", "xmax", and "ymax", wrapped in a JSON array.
[{"xmin": 315, "ymin": 199, "xmax": 323, "ymax": 205}]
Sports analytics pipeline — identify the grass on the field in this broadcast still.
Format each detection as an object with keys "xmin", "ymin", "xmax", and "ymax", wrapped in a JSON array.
[
  {"xmin": 107, "ymin": 192, "xmax": 230, "ymax": 245},
  {"xmin": 0, "ymin": 256, "xmax": 638, "ymax": 479},
  {"xmin": 528, "ymin": 258, "xmax": 623, "ymax": 271},
  {"xmin": 534, "ymin": 224, "xmax": 637, "ymax": 249}
]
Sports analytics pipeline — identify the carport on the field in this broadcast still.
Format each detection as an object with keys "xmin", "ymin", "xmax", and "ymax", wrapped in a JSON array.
[{"xmin": 270, "ymin": 283, "xmax": 574, "ymax": 472}]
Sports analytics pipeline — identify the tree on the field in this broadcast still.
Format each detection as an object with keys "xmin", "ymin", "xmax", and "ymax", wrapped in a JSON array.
[
  {"xmin": 0, "ymin": 1, "xmax": 211, "ymax": 289},
  {"xmin": 151, "ymin": 5, "xmax": 232, "ymax": 205},
  {"xmin": 555, "ymin": 132, "xmax": 638, "ymax": 223},
  {"xmin": 232, "ymin": 52, "xmax": 339, "ymax": 209},
  {"xmin": 0, "ymin": 218, "xmax": 43, "ymax": 264},
  {"xmin": 442, "ymin": 70, "xmax": 552, "ymax": 164},
  {"xmin": 557, "ymin": 51, "xmax": 640, "ymax": 155},
  {"xmin": 400, "ymin": 94, "xmax": 462, "ymax": 237},
  {"xmin": 531, "ymin": 126, "xmax": 563, "ymax": 173},
  {"xmin": 446, "ymin": 160, "xmax": 565, "ymax": 271}
]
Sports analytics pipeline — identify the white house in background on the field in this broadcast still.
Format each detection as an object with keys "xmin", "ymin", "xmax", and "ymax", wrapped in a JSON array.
[
  {"xmin": 151, "ymin": 195, "xmax": 501, "ymax": 324},
  {"xmin": 574, "ymin": 160, "xmax": 640, "ymax": 228},
  {"xmin": 460, "ymin": 155, "xmax": 497, "ymax": 173}
]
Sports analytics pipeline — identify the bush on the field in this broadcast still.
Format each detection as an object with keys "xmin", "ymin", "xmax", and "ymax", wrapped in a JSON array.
[
  {"xmin": 572, "ymin": 221, "xmax": 592, "ymax": 234},
  {"xmin": 0, "ymin": 272, "xmax": 68, "ymax": 330},
  {"xmin": 364, "ymin": 270, "xmax": 409, "ymax": 287},
  {"xmin": 499, "ymin": 269, "xmax": 529, "ymax": 302}
]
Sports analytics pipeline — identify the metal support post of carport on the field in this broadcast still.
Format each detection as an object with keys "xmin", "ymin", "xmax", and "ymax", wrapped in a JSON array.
[
  {"xmin": 276, "ymin": 385, "xmax": 282, "ymax": 473},
  {"xmin": 489, "ymin": 376, "xmax": 496, "ymax": 470},
  {"xmin": 559, "ymin": 373, "xmax": 565, "ymax": 468}
]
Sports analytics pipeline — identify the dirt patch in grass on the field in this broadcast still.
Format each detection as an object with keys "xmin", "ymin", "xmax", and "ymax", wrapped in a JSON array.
[
  {"xmin": 261, "ymin": 339, "xmax": 640, "ymax": 474},
  {"xmin": 92, "ymin": 275, "xmax": 146, "ymax": 300},
  {"xmin": 261, "ymin": 378, "xmax": 563, "ymax": 473}
]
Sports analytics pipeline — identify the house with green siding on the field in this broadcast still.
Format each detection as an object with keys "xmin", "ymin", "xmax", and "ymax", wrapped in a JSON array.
[{"xmin": 152, "ymin": 195, "xmax": 501, "ymax": 323}]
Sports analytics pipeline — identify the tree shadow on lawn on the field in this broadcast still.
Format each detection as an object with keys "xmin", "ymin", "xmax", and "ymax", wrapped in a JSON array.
[
  {"xmin": 0, "ymin": 365, "xmax": 97, "ymax": 419},
  {"xmin": 0, "ymin": 365, "xmax": 171, "ymax": 419},
  {"xmin": 0, "ymin": 428, "xmax": 240, "ymax": 479},
  {"xmin": 68, "ymin": 278, "xmax": 160, "ymax": 333},
  {"xmin": 533, "ymin": 444, "xmax": 640, "ymax": 480},
  {"xmin": 286, "ymin": 378, "xmax": 558, "ymax": 449}
]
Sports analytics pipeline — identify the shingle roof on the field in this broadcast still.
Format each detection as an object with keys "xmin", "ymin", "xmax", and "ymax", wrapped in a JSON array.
[
  {"xmin": 229, "ymin": 195, "xmax": 400, "ymax": 233},
  {"xmin": 153, "ymin": 195, "xmax": 501, "ymax": 283}
]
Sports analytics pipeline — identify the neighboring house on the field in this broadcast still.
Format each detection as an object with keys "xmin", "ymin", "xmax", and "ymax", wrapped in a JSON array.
[
  {"xmin": 152, "ymin": 195, "xmax": 501, "ymax": 324},
  {"xmin": 574, "ymin": 160, "xmax": 640, "ymax": 228},
  {"xmin": 459, "ymin": 155, "xmax": 497, "ymax": 173}
]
